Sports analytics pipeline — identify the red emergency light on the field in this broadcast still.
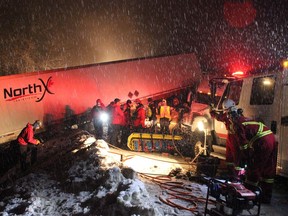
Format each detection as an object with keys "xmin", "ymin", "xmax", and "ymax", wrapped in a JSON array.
[{"xmin": 232, "ymin": 71, "xmax": 244, "ymax": 77}]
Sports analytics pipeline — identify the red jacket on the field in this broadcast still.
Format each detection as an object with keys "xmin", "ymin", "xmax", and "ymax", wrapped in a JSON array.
[
  {"xmin": 112, "ymin": 103, "xmax": 124, "ymax": 125},
  {"xmin": 133, "ymin": 105, "xmax": 146, "ymax": 128},
  {"xmin": 232, "ymin": 116, "xmax": 277, "ymax": 185},
  {"xmin": 17, "ymin": 123, "xmax": 38, "ymax": 146},
  {"xmin": 233, "ymin": 116, "xmax": 275, "ymax": 160},
  {"xmin": 210, "ymin": 110, "xmax": 240, "ymax": 165},
  {"xmin": 210, "ymin": 111, "xmax": 234, "ymax": 133}
]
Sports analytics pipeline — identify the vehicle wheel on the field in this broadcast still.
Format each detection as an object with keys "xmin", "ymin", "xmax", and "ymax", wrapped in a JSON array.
[
  {"xmin": 192, "ymin": 129, "xmax": 205, "ymax": 149},
  {"xmin": 174, "ymin": 131, "xmax": 205, "ymax": 158}
]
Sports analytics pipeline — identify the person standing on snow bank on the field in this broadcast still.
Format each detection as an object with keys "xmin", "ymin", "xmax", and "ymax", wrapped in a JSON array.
[
  {"xmin": 111, "ymin": 98, "xmax": 124, "ymax": 147},
  {"xmin": 91, "ymin": 99, "xmax": 106, "ymax": 139},
  {"xmin": 122, "ymin": 99, "xmax": 132, "ymax": 146},
  {"xmin": 132, "ymin": 99, "xmax": 146, "ymax": 133},
  {"xmin": 17, "ymin": 120, "xmax": 42, "ymax": 171}
]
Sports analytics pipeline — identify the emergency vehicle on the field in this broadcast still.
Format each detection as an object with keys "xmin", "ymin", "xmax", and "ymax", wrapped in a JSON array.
[{"xmin": 199, "ymin": 60, "xmax": 288, "ymax": 177}]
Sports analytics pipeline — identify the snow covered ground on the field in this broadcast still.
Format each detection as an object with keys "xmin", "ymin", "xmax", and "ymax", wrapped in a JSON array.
[
  {"xmin": 0, "ymin": 129, "xmax": 210, "ymax": 215},
  {"xmin": 0, "ymin": 128, "xmax": 288, "ymax": 216}
]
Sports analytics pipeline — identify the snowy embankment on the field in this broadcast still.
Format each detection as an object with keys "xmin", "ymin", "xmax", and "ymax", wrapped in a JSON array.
[{"xmin": 0, "ymin": 130, "xmax": 209, "ymax": 215}]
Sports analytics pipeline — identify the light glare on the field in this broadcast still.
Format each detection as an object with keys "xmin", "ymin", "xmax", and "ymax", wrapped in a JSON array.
[{"xmin": 100, "ymin": 112, "xmax": 109, "ymax": 122}]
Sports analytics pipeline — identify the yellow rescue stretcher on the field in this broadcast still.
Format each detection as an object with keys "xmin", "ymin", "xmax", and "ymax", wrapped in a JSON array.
[{"xmin": 127, "ymin": 132, "xmax": 183, "ymax": 152}]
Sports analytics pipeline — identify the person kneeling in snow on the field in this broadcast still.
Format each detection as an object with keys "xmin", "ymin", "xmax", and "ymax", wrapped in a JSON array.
[{"xmin": 17, "ymin": 120, "xmax": 42, "ymax": 171}]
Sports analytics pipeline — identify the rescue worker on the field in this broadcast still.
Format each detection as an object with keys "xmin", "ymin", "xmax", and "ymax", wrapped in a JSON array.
[
  {"xmin": 91, "ymin": 99, "xmax": 106, "ymax": 139},
  {"xmin": 147, "ymin": 97, "xmax": 157, "ymax": 133},
  {"xmin": 171, "ymin": 97, "xmax": 190, "ymax": 124},
  {"xmin": 132, "ymin": 99, "xmax": 146, "ymax": 133},
  {"xmin": 210, "ymin": 99, "xmax": 244, "ymax": 176},
  {"xmin": 111, "ymin": 98, "xmax": 124, "ymax": 147},
  {"xmin": 121, "ymin": 99, "xmax": 132, "ymax": 147},
  {"xmin": 123, "ymin": 99, "xmax": 132, "ymax": 128},
  {"xmin": 231, "ymin": 111, "xmax": 277, "ymax": 204},
  {"xmin": 17, "ymin": 120, "xmax": 42, "ymax": 171},
  {"xmin": 159, "ymin": 99, "xmax": 171, "ymax": 134}
]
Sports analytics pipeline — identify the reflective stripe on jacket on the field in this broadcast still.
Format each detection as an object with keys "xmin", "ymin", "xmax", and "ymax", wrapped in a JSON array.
[{"xmin": 240, "ymin": 121, "xmax": 273, "ymax": 150}]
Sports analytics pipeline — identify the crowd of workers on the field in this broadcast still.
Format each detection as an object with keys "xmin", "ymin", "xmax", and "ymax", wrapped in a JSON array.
[
  {"xmin": 90, "ymin": 97, "xmax": 191, "ymax": 148},
  {"xmin": 14, "ymin": 96, "xmax": 190, "ymax": 171}
]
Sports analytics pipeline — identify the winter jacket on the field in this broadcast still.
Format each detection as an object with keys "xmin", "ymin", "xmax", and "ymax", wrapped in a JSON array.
[
  {"xmin": 210, "ymin": 110, "xmax": 240, "ymax": 167},
  {"xmin": 17, "ymin": 123, "xmax": 39, "ymax": 146},
  {"xmin": 112, "ymin": 103, "xmax": 124, "ymax": 125},
  {"xmin": 133, "ymin": 104, "xmax": 146, "ymax": 128},
  {"xmin": 232, "ymin": 115, "xmax": 277, "ymax": 199}
]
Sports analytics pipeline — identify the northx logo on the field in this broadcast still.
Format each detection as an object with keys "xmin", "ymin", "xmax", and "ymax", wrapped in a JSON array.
[{"xmin": 4, "ymin": 77, "xmax": 54, "ymax": 102}]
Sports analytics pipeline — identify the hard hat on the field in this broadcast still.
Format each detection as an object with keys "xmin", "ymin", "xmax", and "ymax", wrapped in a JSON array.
[{"xmin": 222, "ymin": 99, "xmax": 236, "ymax": 110}]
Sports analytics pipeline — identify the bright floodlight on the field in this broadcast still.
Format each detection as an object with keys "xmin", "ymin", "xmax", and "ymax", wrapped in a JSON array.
[
  {"xmin": 100, "ymin": 112, "xmax": 109, "ymax": 122},
  {"xmin": 197, "ymin": 121, "xmax": 205, "ymax": 131},
  {"xmin": 263, "ymin": 78, "xmax": 272, "ymax": 86}
]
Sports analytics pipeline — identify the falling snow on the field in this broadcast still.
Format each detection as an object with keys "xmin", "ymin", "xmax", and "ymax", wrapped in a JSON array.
[{"xmin": 0, "ymin": 1, "xmax": 287, "ymax": 75}]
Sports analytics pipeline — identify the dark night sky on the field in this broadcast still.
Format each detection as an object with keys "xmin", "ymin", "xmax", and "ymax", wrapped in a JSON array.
[{"xmin": 0, "ymin": 0, "xmax": 287, "ymax": 75}]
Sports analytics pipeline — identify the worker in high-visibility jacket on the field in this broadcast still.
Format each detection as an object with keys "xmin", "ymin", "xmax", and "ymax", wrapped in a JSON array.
[
  {"xmin": 159, "ymin": 99, "xmax": 171, "ymax": 134},
  {"xmin": 230, "ymin": 113, "xmax": 277, "ymax": 204}
]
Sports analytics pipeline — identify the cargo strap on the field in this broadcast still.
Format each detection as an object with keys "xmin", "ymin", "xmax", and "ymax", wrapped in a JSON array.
[{"xmin": 240, "ymin": 121, "xmax": 272, "ymax": 150}]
